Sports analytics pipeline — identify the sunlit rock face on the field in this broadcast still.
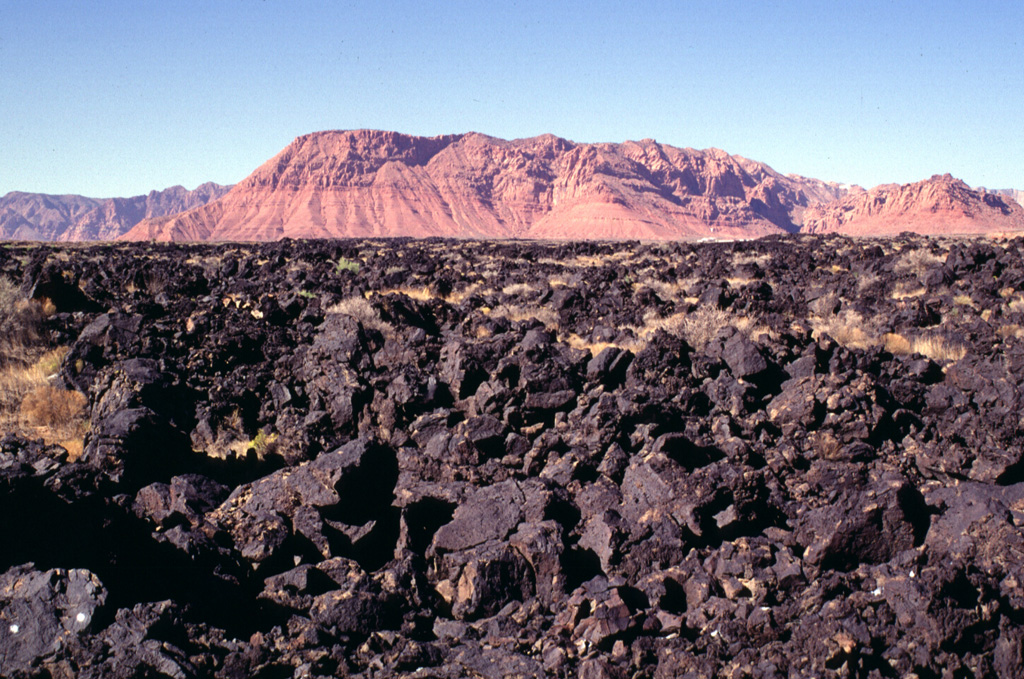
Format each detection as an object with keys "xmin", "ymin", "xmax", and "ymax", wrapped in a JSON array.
[{"xmin": 121, "ymin": 129, "xmax": 853, "ymax": 242}]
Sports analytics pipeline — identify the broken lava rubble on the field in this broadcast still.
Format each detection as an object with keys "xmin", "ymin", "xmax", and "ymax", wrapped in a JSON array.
[{"xmin": 3, "ymin": 235, "xmax": 1024, "ymax": 677}]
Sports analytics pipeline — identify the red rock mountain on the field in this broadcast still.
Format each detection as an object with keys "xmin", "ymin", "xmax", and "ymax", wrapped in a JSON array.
[
  {"xmin": 801, "ymin": 174, "xmax": 1024, "ymax": 236},
  {"xmin": 122, "ymin": 130, "xmax": 849, "ymax": 242},
  {"xmin": 0, "ymin": 183, "xmax": 232, "ymax": 241}
]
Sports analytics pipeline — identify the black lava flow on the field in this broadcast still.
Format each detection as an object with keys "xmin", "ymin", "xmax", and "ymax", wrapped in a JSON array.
[{"xmin": 3, "ymin": 235, "xmax": 1024, "ymax": 678}]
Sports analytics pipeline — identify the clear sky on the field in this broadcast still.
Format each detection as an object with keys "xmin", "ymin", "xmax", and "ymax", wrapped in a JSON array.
[{"xmin": 2, "ymin": 0, "xmax": 1021, "ymax": 197}]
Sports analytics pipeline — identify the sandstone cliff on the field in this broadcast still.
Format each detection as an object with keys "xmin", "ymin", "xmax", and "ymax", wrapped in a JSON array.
[
  {"xmin": 121, "ymin": 130, "xmax": 848, "ymax": 242},
  {"xmin": 801, "ymin": 174, "xmax": 1024, "ymax": 236},
  {"xmin": 0, "ymin": 183, "xmax": 232, "ymax": 241}
]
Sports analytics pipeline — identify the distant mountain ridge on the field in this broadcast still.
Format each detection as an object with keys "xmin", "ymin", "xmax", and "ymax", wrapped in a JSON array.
[
  {"xmin": 801, "ymin": 174, "xmax": 1024, "ymax": 236},
  {"xmin": 0, "ymin": 183, "xmax": 233, "ymax": 241},
  {"xmin": 121, "ymin": 130, "xmax": 853, "ymax": 242},
  {"xmin": 5, "ymin": 131, "xmax": 1023, "ymax": 242}
]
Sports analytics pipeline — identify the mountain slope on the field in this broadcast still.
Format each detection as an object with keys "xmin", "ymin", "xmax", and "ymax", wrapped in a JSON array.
[
  {"xmin": 121, "ymin": 130, "xmax": 849, "ymax": 242},
  {"xmin": 0, "ymin": 183, "xmax": 233, "ymax": 241},
  {"xmin": 801, "ymin": 174, "xmax": 1024, "ymax": 236}
]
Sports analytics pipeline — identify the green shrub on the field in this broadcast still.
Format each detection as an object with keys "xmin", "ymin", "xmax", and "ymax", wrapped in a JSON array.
[{"xmin": 336, "ymin": 257, "xmax": 361, "ymax": 274}]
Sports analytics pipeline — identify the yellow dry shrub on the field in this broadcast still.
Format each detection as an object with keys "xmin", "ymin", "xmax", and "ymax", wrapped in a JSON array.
[
  {"xmin": 327, "ymin": 296, "xmax": 393, "ymax": 335},
  {"xmin": 998, "ymin": 324, "xmax": 1024, "ymax": 340},
  {"xmin": 485, "ymin": 304, "xmax": 559, "ymax": 330},
  {"xmin": 811, "ymin": 311, "xmax": 875, "ymax": 350},
  {"xmin": 378, "ymin": 286, "xmax": 433, "ymax": 302},
  {"xmin": 20, "ymin": 385, "xmax": 87, "ymax": 432},
  {"xmin": 894, "ymin": 248, "xmax": 944, "ymax": 276},
  {"xmin": 17, "ymin": 382, "xmax": 89, "ymax": 460},
  {"xmin": 561, "ymin": 333, "xmax": 644, "ymax": 357},
  {"xmin": 632, "ymin": 306, "xmax": 770, "ymax": 351},
  {"xmin": 883, "ymin": 333, "xmax": 966, "ymax": 362}
]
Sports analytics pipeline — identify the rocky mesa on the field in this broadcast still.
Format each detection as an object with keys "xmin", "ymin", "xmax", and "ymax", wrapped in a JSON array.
[{"xmin": 121, "ymin": 130, "xmax": 850, "ymax": 242}]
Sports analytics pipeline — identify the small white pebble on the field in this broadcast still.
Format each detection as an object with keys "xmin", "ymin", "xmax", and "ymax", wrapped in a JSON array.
[
  {"xmin": 9, "ymin": 624, "xmax": 19, "ymax": 634},
  {"xmin": 76, "ymin": 612, "xmax": 87, "ymax": 623}
]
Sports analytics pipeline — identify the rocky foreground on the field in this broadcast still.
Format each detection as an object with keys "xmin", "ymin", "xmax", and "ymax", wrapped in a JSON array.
[{"xmin": 3, "ymin": 235, "xmax": 1024, "ymax": 677}]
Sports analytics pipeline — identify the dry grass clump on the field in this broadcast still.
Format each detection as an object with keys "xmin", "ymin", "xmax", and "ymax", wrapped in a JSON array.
[
  {"xmin": 883, "ymin": 333, "xmax": 967, "ymax": 362},
  {"xmin": 997, "ymin": 324, "xmax": 1024, "ymax": 341},
  {"xmin": 724, "ymin": 275, "xmax": 755, "ymax": 288},
  {"xmin": 326, "ymin": 296, "xmax": 394, "ymax": 335},
  {"xmin": 808, "ymin": 294, "xmax": 875, "ymax": 350},
  {"xmin": 893, "ymin": 248, "xmax": 945, "ymax": 276},
  {"xmin": 20, "ymin": 385, "xmax": 89, "ymax": 447},
  {"xmin": 501, "ymin": 282, "xmax": 539, "ymax": 297},
  {"xmin": 638, "ymin": 279, "xmax": 686, "ymax": 302},
  {"xmin": 855, "ymin": 271, "xmax": 882, "ymax": 293},
  {"xmin": 377, "ymin": 283, "xmax": 483, "ymax": 305},
  {"xmin": 732, "ymin": 252, "xmax": 773, "ymax": 268},
  {"xmin": 562, "ymin": 333, "xmax": 644, "ymax": 357},
  {"xmin": 632, "ymin": 306, "xmax": 770, "ymax": 351},
  {"xmin": 890, "ymin": 282, "xmax": 927, "ymax": 300},
  {"xmin": 378, "ymin": 286, "xmax": 434, "ymax": 302},
  {"xmin": 0, "ymin": 346, "xmax": 89, "ymax": 460},
  {"xmin": 485, "ymin": 304, "xmax": 559, "ymax": 330},
  {"xmin": 0, "ymin": 276, "xmax": 45, "ymax": 369},
  {"xmin": 444, "ymin": 283, "xmax": 482, "ymax": 304},
  {"xmin": 0, "ymin": 277, "xmax": 88, "ymax": 454},
  {"xmin": 547, "ymin": 274, "xmax": 571, "ymax": 289},
  {"xmin": 810, "ymin": 310, "xmax": 875, "ymax": 350},
  {"xmin": 535, "ymin": 251, "xmax": 634, "ymax": 269}
]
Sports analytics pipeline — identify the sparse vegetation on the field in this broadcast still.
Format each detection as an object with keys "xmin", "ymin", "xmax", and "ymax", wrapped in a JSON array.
[
  {"xmin": 485, "ymin": 303, "xmax": 559, "ymax": 330},
  {"xmin": 629, "ymin": 305, "xmax": 770, "ymax": 351},
  {"xmin": 336, "ymin": 257, "xmax": 361, "ymax": 274},
  {"xmin": 0, "ymin": 276, "xmax": 44, "ymax": 369},
  {"xmin": 19, "ymin": 384, "xmax": 89, "ymax": 452},
  {"xmin": 891, "ymin": 282, "xmax": 927, "ymax": 299},
  {"xmin": 883, "ymin": 332, "xmax": 967, "ymax": 362},
  {"xmin": 327, "ymin": 296, "xmax": 394, "ymax": 335},
  {"xmin": 894, "ymin": 247, "xmax": 945, "ymax": 276},
  {"xmin": 0, "ymin": 344, "xmax": 89, "ymax": 459},
  {"xmin": 561, "ymin": 332, "xmax": 644, "ymax": 356},
  {"xmin": 229, "ymin": 430, "xmax": 279, "ymax": 459},
  {"xmin": 5, "ymin": 237, "xmax": 1024, "ymax": 677}
]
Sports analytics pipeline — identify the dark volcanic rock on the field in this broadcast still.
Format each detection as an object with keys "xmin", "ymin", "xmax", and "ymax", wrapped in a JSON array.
[{"xmin": 4, "ymin": 235, "xmax": 1024, "ymax": 677}]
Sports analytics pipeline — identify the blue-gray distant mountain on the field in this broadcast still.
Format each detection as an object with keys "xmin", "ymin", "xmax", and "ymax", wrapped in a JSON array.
[{"xmin": 0, "ymin": 183, "xmax": 233, "ymax": 241}]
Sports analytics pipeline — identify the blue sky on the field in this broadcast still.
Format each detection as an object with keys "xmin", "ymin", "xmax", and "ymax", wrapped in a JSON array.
[{"xmin": 2, "ymin": 0, "xmax": 1021, "ymax": 197}]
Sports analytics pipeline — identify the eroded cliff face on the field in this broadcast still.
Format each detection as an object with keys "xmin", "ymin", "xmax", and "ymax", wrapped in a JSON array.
[
  {"xmin": 801, "ymin": 174, "xmax": 1024, "ymax": 236},
  {"xmin": 13, "ymin": 132, "xmax": 1021, "ymax": 243},
  {"xmin": 0, "ymin": 183, "xmax": 232, "ymax": 241},
  {"xmin": 121, "ymin": 130, "xmax": 850, "ymax": 242}
]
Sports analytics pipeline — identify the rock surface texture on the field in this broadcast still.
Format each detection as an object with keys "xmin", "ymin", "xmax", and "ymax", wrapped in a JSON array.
[
  {"xmin": 119, "ymin": 131, "xmax": 1024, "ymax": 242},
  {"xmin": 4, "ymin": 235, "xmax": 1024, "ymax": 676},
  {"xmin": 802, "ymin": 174, "xmax": 1024, "ymax": 236},
  {"xmin": 0, "ymin": 183, "xmax": 232, "ymax": 241},
  {"xmin": 121, "ymin": 130, "xmax": 851, "ymax": 242}
]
